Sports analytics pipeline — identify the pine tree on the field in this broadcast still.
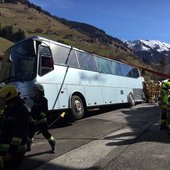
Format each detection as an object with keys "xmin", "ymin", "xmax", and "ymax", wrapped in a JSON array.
[{"xmin": 13, "ymin": 28, "xmax": 25, "ymax": 42}]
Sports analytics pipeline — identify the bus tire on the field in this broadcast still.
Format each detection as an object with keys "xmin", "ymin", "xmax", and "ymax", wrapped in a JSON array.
[
  {"xmin": 128, "ymin": 93, "xmax": 135, "ymax": 107},
  {"xmin": 70, "ymin": 95, "xmax": 84, "ymax": 120}
]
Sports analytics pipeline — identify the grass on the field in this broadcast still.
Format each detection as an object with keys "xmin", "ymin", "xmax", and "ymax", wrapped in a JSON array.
[
  {"xmin": 0, "ymin": 37, "xmax": 13, "ymax": 56},
  {"xmin": 0, "ymin": 2, "xmax": 149, "ymax": 70}
]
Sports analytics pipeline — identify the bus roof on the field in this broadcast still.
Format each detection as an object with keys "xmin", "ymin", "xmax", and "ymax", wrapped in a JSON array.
[
  {"xmin": 14, "ymin": 36, "xmax": 88, "ymax": 53},
  {"xmin": 10, "ymin": 36, "xmax": 138, "ymax": 68}
]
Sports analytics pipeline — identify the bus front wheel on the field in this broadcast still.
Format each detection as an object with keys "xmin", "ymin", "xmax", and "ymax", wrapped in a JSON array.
[{"xmin": 70, "ymin": 95, "xmax": 84, "ymax": 120}]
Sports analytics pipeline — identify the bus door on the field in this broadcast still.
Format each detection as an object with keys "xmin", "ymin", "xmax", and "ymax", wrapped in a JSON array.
[
  {"xmin": 37, "ymin": 44, "xmax": 57, "ymax": 110},
  {"xmin": 57, "ymin": 84, "xmax": 68, "ymax": 109},
  {"xmin": 42, "ymin": 83, "xmax": 68, "ymax": 110}
]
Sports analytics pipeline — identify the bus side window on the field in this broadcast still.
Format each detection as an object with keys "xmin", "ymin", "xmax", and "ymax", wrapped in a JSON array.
[
  {"xmin": 77, "ymin": 51, "xmax": 97, "ymax": 71},
  {"xmin": 110, "ymin": 61, "xmax": 123, "ymax": 76},
  {"xmin": 132, "ymin": 68, "xmax": 140, "ymax": 78},
  {"xmin": 122, "ymin": 64, "xmax": 133, "ymax": 77},
  {"xmin": 95, "ymin": 57, "xmax": 112, "ymax": 74},
  {"xmin": 50, "ymin": 43, "xmax": 71, "ymax": 65},
  {"xmin": 67, "ymin": 50, "xmax": 79, "ymax": 68},
  {"xmin": 38, "ymin": 46, "xmax": 54, "ymax": 76}
]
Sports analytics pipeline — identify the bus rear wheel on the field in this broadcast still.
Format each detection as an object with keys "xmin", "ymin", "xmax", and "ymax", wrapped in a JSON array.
[
  {"xmin": 128, "ymin": 93, "xmax": 135, "ymax": 107},
  {"xmin": 70, "ymin": 95, "xmax": 84, "ymax": 120}
]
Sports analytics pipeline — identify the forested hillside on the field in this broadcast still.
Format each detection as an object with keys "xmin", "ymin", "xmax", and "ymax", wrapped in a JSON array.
[{"xmin": 0, "ymin": 0, "xmax": 157, "ymax": 80}]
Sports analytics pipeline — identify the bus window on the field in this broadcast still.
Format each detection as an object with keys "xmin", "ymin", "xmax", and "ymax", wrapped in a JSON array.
[
  {"xmin": 51, "ymin": 43, "xmax": 71, "ymax": 65},
  {"xmin": 19, "ymin": 58, "xmax": 35, "ymax": 79},
  {"xmin": 67, "ymin": 50, "xmax": 79, "ymax": 68},
  {"xmin": 132, "ymin": 68, "xmax": 140, "ymax": 78},
  {"xmin": 110, "ymin": 60, "xmax": 123, "ymax": 76},
  {"xmin": 122, "ymin": 64, "xmax": 133, "ymax": 77},
  {"xmin": 77, "ymin": 51, "xmax": 97, "ymax": 71},
  {"xmin": 95, "ymin": 57, "xmax": 112, "ymax": 74},
  {"xmin": 38, "ymin": 46, "xmax": 54, "ymax": 76},
  {"xmin": 8, "ymin": 39, "xmax": 36, "ymax": 81}
]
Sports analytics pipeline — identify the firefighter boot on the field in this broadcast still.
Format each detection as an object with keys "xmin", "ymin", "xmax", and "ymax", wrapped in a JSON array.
[
  {"xmin": 0, "ymin": 156, "xmax": 4, "ymax": 169},
  {"xmin": 159, "ymin": 119, "xmax": 167, "ymax": 130},
  {"xmin": 167, "ymin": 126, "xmax": 170, "ymax": 135},
  {"xmin": 27, "ymin": 138, "xmax": 33, "ymax": 152},
  {"xmin": 48, "ymin": 136, "xmax": 56, "ymax": 153}
]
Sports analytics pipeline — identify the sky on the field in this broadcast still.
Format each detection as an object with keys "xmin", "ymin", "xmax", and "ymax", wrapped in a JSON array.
[{"xmin": 28, "ymin": 0, "xmax": 170, "ymax": 44}]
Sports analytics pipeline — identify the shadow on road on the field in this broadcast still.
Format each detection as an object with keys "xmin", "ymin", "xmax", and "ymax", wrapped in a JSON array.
[
  {"xmin": 26, "ymin": 150, "xmax": 54, "ymax": 158},
  {"xmin": 19, "ymin": 103, "xmax": 161, "ymax": 170},
  {"xmin": 103, "ymin": 103, "xmax": 169, "ymax": 147},
  {"xmin": 47, "ymin": 103, "xmax": 129, "ymax": 129}
]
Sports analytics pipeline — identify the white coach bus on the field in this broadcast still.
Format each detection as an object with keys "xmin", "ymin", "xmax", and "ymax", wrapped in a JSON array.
[{"xmin": 0, "ymin": 36, "xmax": 144, "ymax": 120}]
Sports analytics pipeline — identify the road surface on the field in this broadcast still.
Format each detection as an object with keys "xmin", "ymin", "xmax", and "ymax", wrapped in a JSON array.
[{"xmin": 19, "ymin": 103, "xmax": 160, "ymax": 170}]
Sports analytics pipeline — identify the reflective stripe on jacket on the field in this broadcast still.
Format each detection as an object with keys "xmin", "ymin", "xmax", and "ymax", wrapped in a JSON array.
[{"xmin": 159, "ymin": 89, "xmax": 169, "ymax": 109}]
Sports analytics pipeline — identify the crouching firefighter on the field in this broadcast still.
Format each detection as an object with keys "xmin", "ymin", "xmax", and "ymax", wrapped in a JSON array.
[
  {"xmin": 158, "ymin": 81, "xmax": 170, "ymax": 130},
  {"xmin": 27, "ymin": 83, "xmax": 56, "ymax": 153},
  {"xmin": 0, "ymin": 85, "xmax": 29, "ymax": 170},
  {"xmin": 166, "ymin": 89, "xmax": 170, "ymax": 134}
]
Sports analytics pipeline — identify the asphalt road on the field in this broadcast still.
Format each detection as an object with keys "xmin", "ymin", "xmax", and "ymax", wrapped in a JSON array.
[
  {"xmin": 103, "ymin": 122, "xmax": 170, "ymax": 170},
  {"xmin": 19, "ymin": 102, "xmax": 160, "ymax": 170}
]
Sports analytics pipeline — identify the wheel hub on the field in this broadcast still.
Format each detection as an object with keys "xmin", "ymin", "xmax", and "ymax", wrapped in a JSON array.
[{"xmin": 74, "ymin": 100, "xmax": 82, "ymax": 112}]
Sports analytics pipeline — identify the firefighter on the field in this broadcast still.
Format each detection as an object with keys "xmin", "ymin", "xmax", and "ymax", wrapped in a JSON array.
[
  {"xmin": 154, "ymin": 81, "xmax": 161, "ymax": 102},
  {"xmin": 165, "ymin": 80, "xmax": 170, "ymax": 134},
  {"xmin": 0, "ymin": 96, "xmax": 5, "ymax": 135},
  {"xmin": 158, "ymin": 81, "xmax": 170, "ymax": 130},
  {"xmin": 167, "ymin": 98, "xmax": 170, "ymax": 134},
  {"xmin": 0, "ymin": 83, "xmax": 6, "ymax": 115},
  {"xmin": 0, "ymin": 85, "xmax": 29, "ymax": 170},
  {"xmin": 27, "ymin": 83, "xmax": 56, "ymax": 153},
  {"xmin": 143, "ymin": 81, "xmax": 150, "ymax": 103}
]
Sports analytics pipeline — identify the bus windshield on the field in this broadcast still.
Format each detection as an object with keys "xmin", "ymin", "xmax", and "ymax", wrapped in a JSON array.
[{"xmin": 0, "ymin": 39, "xmax": 37, "ymax": 82}]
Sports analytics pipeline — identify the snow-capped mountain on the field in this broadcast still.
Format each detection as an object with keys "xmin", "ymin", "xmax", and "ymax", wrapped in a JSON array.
[
  {"xmin": 127, "ymin": 40, "xmax": 170, "ymax": 52},
  {"xmin": 125, "ymin": 40, "xmax": 170, "ymax": 73}
]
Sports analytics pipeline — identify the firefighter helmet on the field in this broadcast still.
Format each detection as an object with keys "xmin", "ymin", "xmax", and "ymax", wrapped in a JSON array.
[
  {"xmin": 0, "ymin": 85, "xmax": 18, "ymax": 101},
  {"xmin": 33, "ymin": 83, "xmax": 44, "ymax": 92}
]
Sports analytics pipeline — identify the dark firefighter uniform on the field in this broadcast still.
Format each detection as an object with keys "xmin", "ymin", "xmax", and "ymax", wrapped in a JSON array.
[
  {"xmin": 165, "ymin": 82, "xmax": 170, "ymax": 134},
  {"xmin": 0, "ymin": 83, "xmax": 6, "ymax": 136},
  {"xmin": 0, "ymin": 83, "xmax": 6, "ymax": 118},
  {"xmin": 0, "ymin": 99, "xmax": 5, "ymax": 129},
  {"xmin": 158, "ymin": 81, "xmax": 170, "ymax": 130},
  {"xmin": 27, "ymin": 83, "xmax": 55, "ymax": 153},
  {"xmin": 143, "ymin": 81, "xmax": 150, "ymax": 103},
  {"xmin": 0, "ymin": 85, "xmax": 29, "ymax": 170}
]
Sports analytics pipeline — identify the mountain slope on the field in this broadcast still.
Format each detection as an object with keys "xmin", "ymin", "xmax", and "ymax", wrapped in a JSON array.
[
  {"xmin": 0, "ymin": 3, "xmax": 135, "ymax": 58},
  {"xmin": 0, "ymin": 1, "xmax": 156, "ymax": 80},
  {"xmin": 0, "ymin": 37, "xmax": 13, "ymax": 57}
]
